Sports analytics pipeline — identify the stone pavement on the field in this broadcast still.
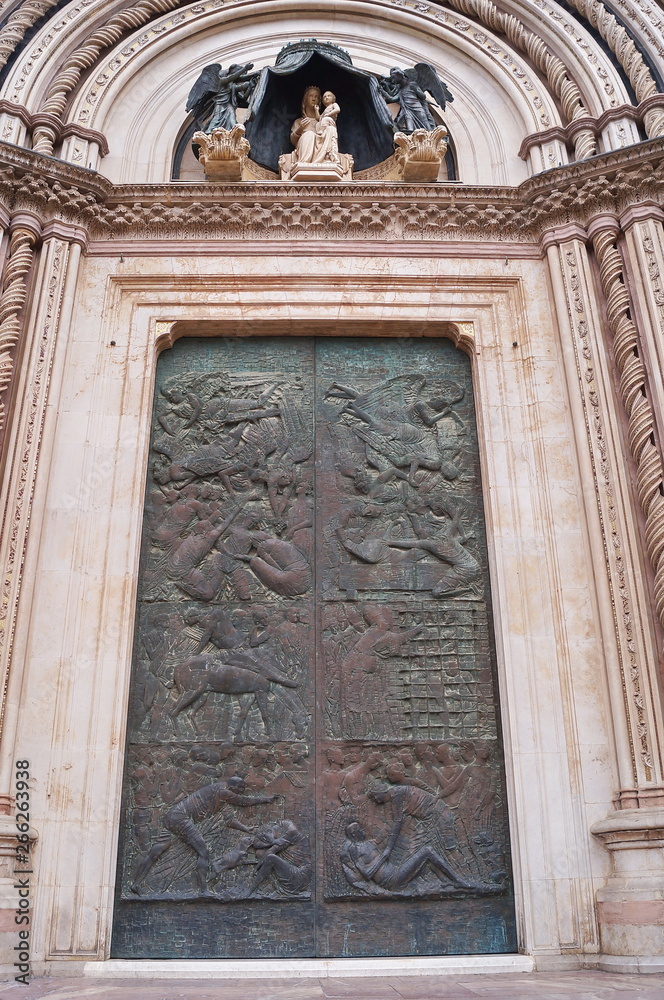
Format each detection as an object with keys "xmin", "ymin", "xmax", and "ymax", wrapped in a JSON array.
[{"xmin": 2, "ymin": 972, "xmax": 664, "ymax": 1000}]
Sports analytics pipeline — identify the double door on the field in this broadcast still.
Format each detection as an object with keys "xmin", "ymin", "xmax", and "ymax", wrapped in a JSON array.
[{"xmin": 112, "ymin": 336, "xmax": 516, "ymax": 958}]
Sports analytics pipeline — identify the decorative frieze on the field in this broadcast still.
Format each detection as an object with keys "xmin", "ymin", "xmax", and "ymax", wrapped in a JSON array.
[{"xmin": 0, "ymin": 138, "xmax": 661, "ymax": 245}]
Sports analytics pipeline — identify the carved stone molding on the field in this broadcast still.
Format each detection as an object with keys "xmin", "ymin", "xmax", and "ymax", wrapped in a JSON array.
[
  {"xmin": 551, "ymin": 238, "xmax": 659, "ymax": 790},
  {"xmin": 563, "ymin": 0, "xmax": 664, "ymax": 139},
  {"xmin": 0, "ymin": 814, "xmax": 37, "ymax": 882},
  {"xmin": 0, "ymin": 0, "xmax": 59, "ymax": 71},
  {"xmin": 16, "ymin": 0, "xmax": 590, "ymax": 158},
  {"xmin": 442, "ymin": 0, "xmax": 597, "ymax": 158},
  {"xmin": 618, "ymin": 215, "xmax": 664, "ymax": 529},
  {"xmin": 518, "ymin": 97, "xmax": 664, "ymax": 160},
  {"xmin": 393, "ymin": 126, "xmax": 449, "ymax": 181},
  {"xmin": 0, "ymin": 227, "xmax": 37, "ymax": 447},
  {"xmin": 0, "ymin": 236, "xmax": 80, "ymax": 775},
  {"xmin": 3, "ymin": 0, "xmax": 555, "ymax": 152},
  {"xmin": 0, "ymin": 138, "xmax": 661, "ymax": 246},
  {"xmin": 0, "ymin": 102, "xmax": 110, "ymax": 157},
  {"xmin": 192, "ymin": 125, "xmax": 250, "ymax": 182},
  {"xmin": 589, "ymin": 219, "xmax": 664, "ymax": 630},
  {"xmin": 592, "ymin": 809, "xmax": 664, "ymax": 969},
  {"xmin": 31, "ymin": 0, "xmax": 185, "ymax": 153}
]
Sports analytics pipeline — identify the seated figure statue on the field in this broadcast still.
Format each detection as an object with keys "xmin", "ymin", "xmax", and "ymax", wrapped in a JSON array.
[{"xmin": 279, "ymin": 86, "xmax": 353, "ymax": 182}]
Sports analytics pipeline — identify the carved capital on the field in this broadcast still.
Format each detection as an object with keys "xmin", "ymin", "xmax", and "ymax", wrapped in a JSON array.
[
  {"xmin": 193, "ymin": 125, "xmax": 251, "ymax": 182},
  {"xmin": 393, "ymin": 126, "xmax": 449, "ymax": 182}
]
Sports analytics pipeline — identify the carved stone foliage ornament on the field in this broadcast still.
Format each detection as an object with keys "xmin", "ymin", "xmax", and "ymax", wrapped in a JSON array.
[
  {"xmin": 0, "ymin": 139, "xmax": 662, "ymax": 245},
  {"xmin": 394, "ymin": 126, "xmax": 449, "ymax": 181},
  {"xmin": 192, "ymin": 124, "xmax": 251, "ymax": 181},
  {"xmin": 113, "ymin": 337, "xmax": 515, "ymax": 959}
]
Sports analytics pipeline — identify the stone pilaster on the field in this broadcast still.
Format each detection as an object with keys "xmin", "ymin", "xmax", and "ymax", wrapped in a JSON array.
[
  {"xmin": 0, "ymin": 218, "xmax": 39, "ymax": 451},
  {"xmin": 0, "ymin": 231, "xmax": 82, "ymax": 977},
  {"xmin": 545, "ymin": 228, "xmax": 664, "ymax": 971}
]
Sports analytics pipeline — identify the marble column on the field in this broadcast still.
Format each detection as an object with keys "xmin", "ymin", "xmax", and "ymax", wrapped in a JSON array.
[
  {"xmin": 546, "ymin": 222, "xmax": 664, "ymax": 972},
  {"xmin": 0, "ymin": 225, "xmax": 83, "ymax": 977}
]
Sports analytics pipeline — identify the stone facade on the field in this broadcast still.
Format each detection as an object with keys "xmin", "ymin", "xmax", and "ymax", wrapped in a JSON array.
[{"xmin": 0, "ymin": 0, "xmax": 663, "ymax": 979}]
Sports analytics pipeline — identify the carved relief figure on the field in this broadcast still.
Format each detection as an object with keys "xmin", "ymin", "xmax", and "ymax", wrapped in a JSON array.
[
  {"xmin": 248, "ymin": 820, "xmax": 312, "ymax": 896},
  {"xmin": 323, "ymin": 742, "xmax": 507, "ymax": 900},
  {"xmin": 117, "ymin": 339, "xmax": 511, "ymax": 955},
  {"xmin": 321, "ymin": 371, "xmax": 481, "ymax": 603},
  {"xmin": 144, "ymin": 372, "xmax": 313, "ymax": 605},
  {"xmin": 341, "ymin": 607, "xmax": 422, "ymax": 737},
  {"xmin": 340, "ymin": 820, "xmax": 480, "ymax": 895},
  {"xmin": 131, "ymin": 775, "xmax": 279, "ymax": 897},
  {"xmin": 170, "ymin": 651, "xmax": 307, "ymax": 740}
]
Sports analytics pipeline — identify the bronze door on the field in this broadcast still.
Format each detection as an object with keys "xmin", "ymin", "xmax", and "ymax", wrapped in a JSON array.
[{"xmin": 112, "ymin": 336, "xmax": 516, "ymax": 958}]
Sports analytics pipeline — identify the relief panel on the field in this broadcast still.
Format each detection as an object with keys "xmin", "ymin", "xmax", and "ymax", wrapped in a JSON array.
[{"xmin": 112, "ymin": 337, "xmax": 516, "ymax": 959}]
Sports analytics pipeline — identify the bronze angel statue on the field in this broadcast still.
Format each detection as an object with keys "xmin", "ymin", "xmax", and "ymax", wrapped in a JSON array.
[
  {"xmin": 378, "ymin": 64, "xmax": 453, "ymax": 133},
  {"xmin": 186, "ymin": 62, "xmax": 258, "ymax": 132}
]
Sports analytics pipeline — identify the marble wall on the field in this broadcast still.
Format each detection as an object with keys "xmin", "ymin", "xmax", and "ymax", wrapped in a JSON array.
[{"xmin": 0, "ymin": 249, "xmax": 630, "ymax": 973}]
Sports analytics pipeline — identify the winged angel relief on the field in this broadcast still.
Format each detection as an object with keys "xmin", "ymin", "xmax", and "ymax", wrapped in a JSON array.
[
  {"xmin": 321, "ymin": 373, "xmax": 483, "ymax": 601},
  {"xmin": 145, "ymin": 371, "xmax": 313, "ymax": 605}
]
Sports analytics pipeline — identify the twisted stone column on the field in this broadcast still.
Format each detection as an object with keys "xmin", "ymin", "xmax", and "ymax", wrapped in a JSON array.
[
  {"xmin": 0, "ymin": 225, "xmax": 37, "ymax": 446},
  {"xmin": 590, "ymin": 218, "xmax": 664, "ymax": 630},
  {"xmin": 0, "ymin": 0, "xmax": 59, "ymax": 72},
  {"xmin": 563, "ymin": 0, "xmax": 664, "ymax": 139},
  {"xmin": 444, "ymin": 0, "xmax": 597, "ymax": 158},
  {"xmin": 32, "ymin": 0, "xmax": 183, "ymax": 154}
]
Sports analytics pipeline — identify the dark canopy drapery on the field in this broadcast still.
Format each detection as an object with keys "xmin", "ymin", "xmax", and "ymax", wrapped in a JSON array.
[{"xmin": 245, "ymin": 42, "xmax": 395, "ymax": 173}]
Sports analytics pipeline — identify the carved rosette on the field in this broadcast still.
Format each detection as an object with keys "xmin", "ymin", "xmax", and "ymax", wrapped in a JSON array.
[
  {"xmin": 193, "ymin": 124, "xmax": 251, "ymax": 182},
  {"xmin": 393, "ymin": 126, "xmax": 449, "ymax": 182}
]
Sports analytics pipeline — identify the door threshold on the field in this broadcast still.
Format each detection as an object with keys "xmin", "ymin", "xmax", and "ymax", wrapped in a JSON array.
[{"xmin": 85, "ymin": 956, "xmax": 534, "ymax": 979}]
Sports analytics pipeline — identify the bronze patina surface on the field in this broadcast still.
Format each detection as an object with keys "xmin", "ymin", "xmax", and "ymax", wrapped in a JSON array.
[{"xmin": 111, "ymin": 337, "xmax": 516, "ymax": 958}]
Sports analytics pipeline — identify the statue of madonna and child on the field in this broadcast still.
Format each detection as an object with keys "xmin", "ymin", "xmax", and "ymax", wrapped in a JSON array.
[{"xmin": 279, "ymin": 86, "xmax": 354, "ymax": 181}]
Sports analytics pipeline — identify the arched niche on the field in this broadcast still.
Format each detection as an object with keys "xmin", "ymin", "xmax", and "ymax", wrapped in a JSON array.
[
  {"xmin": 170, "ymin": 96, "xmax": 460, "ymax": 182},
  {"xmin": 63, "ymin": 1, "xmax": 562, "ymax": 185}
]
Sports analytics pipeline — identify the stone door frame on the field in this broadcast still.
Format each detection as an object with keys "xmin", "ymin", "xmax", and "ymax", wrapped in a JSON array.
[{"xmin": 11, "ymin": 256, "xmax": 609, "ymax": 972}]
